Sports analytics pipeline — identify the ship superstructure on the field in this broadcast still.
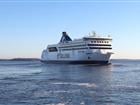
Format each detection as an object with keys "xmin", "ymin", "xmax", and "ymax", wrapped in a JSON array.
[{"xmin": 41, "ymin": 32, "xmax": 113, "ymax": 64}]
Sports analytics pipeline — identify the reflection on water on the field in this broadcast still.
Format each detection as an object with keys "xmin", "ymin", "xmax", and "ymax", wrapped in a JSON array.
[
  {"xmin": 0, "ymin": 60, "xmax": 140, "ymax": 105},
  {"xmin": 41, "ymin": 64, "xmax": 113, "ymax": 85}
]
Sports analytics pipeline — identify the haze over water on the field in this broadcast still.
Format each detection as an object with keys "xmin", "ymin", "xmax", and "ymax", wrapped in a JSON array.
[{"xmin": 0, "ymin": 59, "xmax": 139, "ymax": 105}]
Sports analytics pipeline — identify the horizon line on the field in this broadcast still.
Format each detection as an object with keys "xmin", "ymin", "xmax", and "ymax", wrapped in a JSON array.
[{"xmin": 0, "ymin": 58, "xmax": 140, "ymax": 60}]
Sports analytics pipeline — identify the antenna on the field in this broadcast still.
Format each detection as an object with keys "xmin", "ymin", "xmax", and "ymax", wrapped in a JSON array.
[
  {"xmin": 108, "ymin": 35, "xmax": 111, "ymax": 37},
  {"xmin": 88, "ymin": 32, "xmax": 91, "ymax": 36},
  {"xmin": 92, "ymin": 31, "xmax": 96, "ymax": 37}
]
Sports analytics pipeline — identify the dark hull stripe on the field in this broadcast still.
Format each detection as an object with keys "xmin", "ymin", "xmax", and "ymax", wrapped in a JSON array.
[
  {"xmin": 88, "ymin": 44, "xmax": 111, "ymax": 46},
  {"xmin": 41, "ymin": 60, "xmax": 109, "ymax": 64},
  {"xmin": 59, "ymin": 44, "xmax": 86, "ymax": 48},
  {"xmin": 89, "ymin": 47, "xmax": 112, "ymax": 49},
  {"xmin": 61, "ymin": 47, "xmax": 88, "ymax": 51}
]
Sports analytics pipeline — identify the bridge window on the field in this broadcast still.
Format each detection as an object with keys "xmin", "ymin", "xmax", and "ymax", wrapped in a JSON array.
[{"xmin": 48, "ymin": 47, "xmax": 58, "ymax": 52}]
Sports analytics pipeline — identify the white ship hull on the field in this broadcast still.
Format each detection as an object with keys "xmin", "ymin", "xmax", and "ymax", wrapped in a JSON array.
[
  {"xmin": 41, "ymin": 32, "xmax": 113, "ymax": 64},
  {"xmin": 41, "ymin": 50, "xmax": 112, "ymax": 64}
]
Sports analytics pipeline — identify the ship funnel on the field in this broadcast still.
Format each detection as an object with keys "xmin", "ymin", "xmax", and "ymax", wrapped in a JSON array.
[
  {"xmin": 62, "ymin": 32, "xmax": 67, "ymax": 36},
  {"xmin": 60, "ymin": 32, "xmax": 72, "ymax": 43}
]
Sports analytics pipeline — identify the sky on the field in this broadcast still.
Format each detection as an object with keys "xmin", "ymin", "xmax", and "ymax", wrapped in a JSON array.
[{"xmin": 0, "ymin": 0, "xmax": 140, "ymax": 59}]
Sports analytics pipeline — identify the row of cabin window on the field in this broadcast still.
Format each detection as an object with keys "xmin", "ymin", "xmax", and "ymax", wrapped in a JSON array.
[{"xmin": 91, "ymin": 40, "xmax": 109, "ymax": 43}]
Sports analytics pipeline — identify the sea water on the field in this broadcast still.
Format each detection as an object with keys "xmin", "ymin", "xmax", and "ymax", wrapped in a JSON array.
[{"xmin": 0, "ymin": 59, "xmax": 140, "ymax": 105}]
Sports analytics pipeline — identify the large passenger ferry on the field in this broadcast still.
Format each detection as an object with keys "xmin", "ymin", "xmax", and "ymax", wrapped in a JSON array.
[{"xmin": 41, "ymin": 32, "xmax": 113, "ymax": 64}]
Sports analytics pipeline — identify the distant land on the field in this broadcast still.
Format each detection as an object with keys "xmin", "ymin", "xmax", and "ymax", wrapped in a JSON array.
[{"xmin": 0, "ymin": 58, "xmax": 40, "ymax": 61}]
